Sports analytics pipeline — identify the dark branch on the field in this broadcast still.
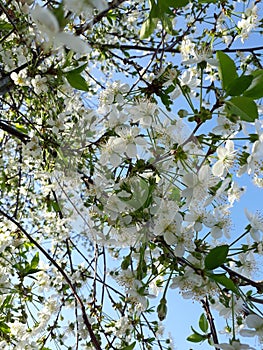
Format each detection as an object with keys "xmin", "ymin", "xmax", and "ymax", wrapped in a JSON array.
[
  {"xmin": 75, "ymin": 0, "xmax": 127, "ymax": 34},
  {"xmin": 94, "ymin": 43, "xmax": 263, "ymax": 54},
  {"xmin": 0, "ymin": 209, "xmax": 102, "ymax": 350},
  {"xmin": 201, "ymin": 297, "xmax": 220, "ymax": 350},
  {"xmin": 0, "ymin": 121, "xmax": 30, "ymax": 144},
  {"xmin": 222, "ymin": 265, "xmax": 263, "ymax": 293}
]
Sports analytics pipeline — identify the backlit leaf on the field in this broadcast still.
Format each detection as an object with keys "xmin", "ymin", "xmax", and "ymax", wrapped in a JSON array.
[
  {"xmin": 199, "ymin": 313, "xmax": 209, "ymax": 333},
  {"xmin": 243, "ymin": 70, "xmax": 263, "ymax": 99},
  {"xmin": 205, "ymin": 245, "xmax": 229, "ymax": 270},
  {"xmin": 226, "ymin": 75, "xmax": 253, "ymax": 96},
  {"xmin": 226, "ymin": 96, "xmax": 258, "ymax": 122},
  {"xmin": 217, "ymin": 51, "xmax": 238, "ymax": 90}
]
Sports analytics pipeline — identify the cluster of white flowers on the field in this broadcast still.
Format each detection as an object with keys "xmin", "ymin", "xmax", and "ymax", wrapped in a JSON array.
[
  {"xmin": 30, "ymin": 5, "xmax": 91, "ymax": 54},
  {"xmin": 0, "ymin": 0, "xmax": 263, "ymax": 349},
  {"xmin": 237, "ymin": 4, "xmax": 259, "ymax": 43}
]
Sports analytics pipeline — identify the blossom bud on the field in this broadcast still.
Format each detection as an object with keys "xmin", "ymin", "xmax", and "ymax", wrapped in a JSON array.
[{"xmin": 157, "ymin": 298, "xmax": 167, "ymax": 321}]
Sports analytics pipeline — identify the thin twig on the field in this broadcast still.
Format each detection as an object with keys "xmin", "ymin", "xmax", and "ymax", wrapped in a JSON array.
[
  {"xmin": 201, "ymin": 297, "xmax": 219, "ymax": 350},
  {"xmin": 0, "ymin": 209, "xmax": 102, "ymax": 350}
]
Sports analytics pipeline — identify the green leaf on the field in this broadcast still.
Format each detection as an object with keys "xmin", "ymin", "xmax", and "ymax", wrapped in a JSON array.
[
  {"xmin": 226, "ymin": 96, "xmax": 258, "ymax": 122},
  {"xmin": 243, "ymin": 70, "xmax": 263, "ymax": 99},
  {"xmin": 14, "ymin": 123, "xmax": 28, "ymax": 134},
  {"xmin": 216, "ymin": 51, "xmax": 238, "ymax": 90},
  {"xmin": 174, "ymin": 0, "xmax": 190, "ymax": 7},
  {"xmin": 187, "ymin": 333, "xmax": 206, "ymax": 343},
  {"xmin": 140, "ymin": 17, "xmax": 158, "ymax": 39},
  {"xmin": 31, "ymin": 252, "xmax": 39, "ymax": 269},
  {"xmin": 53, "ymin": 2, "xmax": 68, "ymax": 28},
  {"xmin": 121, "ymin": 255, "xmax": 131, "ymax": 270},
  {"xmin": 169, "ymin": 187, "xmax": 181, "ymax": 202},
  {"xmin": 208, "ymin": 273, "xmax": 239, "ymax": 294},
  {"xmin": 199, "ymin": 313, "xmax": 209, "ymax": 333},
  {"xmin": 66, "ymin": 63, "xmax": 88, "ymax": 75},
  {"xmin": 198, "ymin": 0, "xmax": 217, "ymax": 3},
  {"xmin": 157, "ymin": 0, "xmax": 175, "ymax": 14},
  {"xmin": 161, "ymin": 14, "xmax": 173, "ymax": 34},
  {"xmin": 121, "ymin": 177, "xmax": 149, "ymax": 210},
  {"xmin": 159, "ymin": 90, "xmax": 172, "ymax": 110},
  {"xmin": 51, "ymin": 200, "xmax": 61, "ymax": 213},
  {"xmin": 23, "ymin": 268, "xmax": 42, "ymax": 277},
  {"xmin": 0, "ymin": 295, "xmax": 12, "ymax": 312},
  {"xmin": 62, "ymin": 51, "xmax": 74, "ymax": 69},
  {"xmin": 205, "ymin": 245, "xmax": 229, "ymax": 270},
  {"xmin": 66, "ymin": 72, "xmax": 89, "ymax": 91},
  {"xmin": 226, "ymin": 75, "xmax": 253, "ymax": 96},
  {"xmin": 0, "ymin": 321, "xmax": 10, "ymax": 334},
  {"xmin": 0, "ymin": 20, "xmax": 13, "ymax": 31},
  {"xmin": 121, "ymin": 342, "xmax": 136, "ymax": 350}
]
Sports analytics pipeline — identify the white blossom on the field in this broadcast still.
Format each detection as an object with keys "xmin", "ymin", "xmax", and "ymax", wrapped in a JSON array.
[{"xmin": 212, "ymin": 140, "xmax": 236, "ymax": 177}]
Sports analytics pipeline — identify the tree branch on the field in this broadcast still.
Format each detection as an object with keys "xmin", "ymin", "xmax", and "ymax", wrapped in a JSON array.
[
  {"xmin": 201, "ymin": 297, "xmax": 220, "ymax": 350},
  {"xmin": 94, "ymin": 43, "xmax": 263, "ymax": 54},
  {"xmin": 0, "ymin": 209, "xmax": 102, "ymax": 350},
  {"xmin": 0, "ymin": 121, "xmax": 30, "ymax": 144},
  {"xmin": 75, "ymin": 0, "xmax": 127, "ymax": 34},
  {"xmin": 222, "ymin": 265, "xmax": 263, "ymax": 293}
]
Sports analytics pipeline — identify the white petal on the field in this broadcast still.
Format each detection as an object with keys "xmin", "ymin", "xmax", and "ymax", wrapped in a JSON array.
[
  {"xmin": 250, "ymin": 229, "xmax": 261, "ymax": 242},
  {"xmin": 88, "ymin": 0, "xmax": 108, "ymax": 11},
  {"xmin": 110, "ymin": 153, "xmax": 122, "ymax": 168},
  {"xmin": 216, "ymin": 344, "xmax": 233, "ymax": 350},
  {"xmin": 211, "ymin": 227, "xmax": 223, "ymax": 239},
  {"xmin": 135, "ymin": 137, "xmax": 147, "ymax": 146},
  {"xmin": 31, "ymin": 5, "xmax": 59, "ymax": 35},
  {"xmin": 56, "ymin": 32, "xmax": 91, "ymax": 54},
  {"xmin": 212, "ymin": 160, "xmax": 224, "ymax": 177},
  {"xmin": 183, "ymin": 173, "xmax": 195, "ymax": 187},
  {"xmin": 126, "ymin": 143, "xmax": 137, "ymax": 158},
  {"xmin": 207, "ymin": 58, "xmax": 219, "ymax": 67},
  {"xmin": 163, "ymin": 232, "xmax": 177, "ymax": 245},
  {"xmin": 246, "ymin": 314, "xmax": 263, "ymax": 329},
  {"xmin": 239, "ymin": 329, "xmax": 257, "ymax": 337},
  {"xmin": 226, "ymin": 140, "xmax": 234, "ymax": 152},
  {"xmin": 217, "ymin": 146, "xmax": 227, "ymax": 159},
  {"xmin": 198, "ymin": 165, "xmax": 210, "ymax": 182}
]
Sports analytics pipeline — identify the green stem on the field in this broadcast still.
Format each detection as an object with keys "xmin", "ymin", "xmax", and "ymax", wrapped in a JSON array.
[
  {"xmin": 200, "ymin": 67, "xmax": 203, "ymax": 109},
  {"xmin": 231, "ymin": 293, "xmax": 236, "ymax": 340},
  {"xmin": 229, "ymin": 228, "xmax": 250, "ymax": 247},
  {"xmin": 177, "ymin": 81, "xmax": 196, "ymax": 113}
]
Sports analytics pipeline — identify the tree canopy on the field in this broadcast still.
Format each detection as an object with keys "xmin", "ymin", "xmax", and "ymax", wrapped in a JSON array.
[{"xmin": 0, "ymin": 0, "xmax": 263, "ymax": 349}]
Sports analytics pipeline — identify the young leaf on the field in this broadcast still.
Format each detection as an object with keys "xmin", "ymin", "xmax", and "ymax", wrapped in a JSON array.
[
  {"xmin": 226, "ymin": 75, "xmax": 253, "ymax": 96},
  {"xmin": 205, "ymin": 245, "xmax": 229, "ymax": 270},
  {"xmin": 226, "ymin": 96, "xmax": 258, "ymax": 122},
  {"xmin": 161, "ymin": 14, "xmax": 173, "ymax": 34},
  {"xmin": 51, "ymin": 200, "xmax": 61, "ymax": 213},
  {"xmin": 208, "ymin": 273, "xmax": 239, "ymax": 294},
  {"xmin": 174, "ymin": 0, "xmax": 190, "ymax": 7},
  {"xmin": 121, "ymin": 342, "xmax": 136, "ymax": 350},
  {"xmin": 0, "ymin": 20, "xmax": 13, "ymax": 31},
  {"xmin": 198, "ymin": 0, "xmax": 217, "ymax": 2},
  {"xmin": 66, "ymin": 73, "xmax": 89, "ymax": 91},
  {"xmin": 140, "ymin": 17, "xmax": 158, "ymax": 39},
  {"xmin": 0, "ymin": 321, "xmax": 10, "ymax": 334},
  {"xmin": 187, "ymin": 333, "xmax": 206, "ymax": 343},
  {"xmin": 66, "ymin": 63, "xmax": 88, "ymax": 75},
  {"xmin": 199, "ymin": 313, "xmax": 209, "ymax": 333},
  {"xmin": 243, "ymin": 70, "xmax": 263, "ymax": 99},
  {"xmin": 216, "ymin": 51, "xmax": 238, "ymax": 90},
  {"xmin": 31, "ymin": 252, "xmax": 39, "ymax": 269}
]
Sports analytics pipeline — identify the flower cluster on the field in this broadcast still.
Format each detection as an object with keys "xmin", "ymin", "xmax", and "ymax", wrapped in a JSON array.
[{"xmin": 0, "ymin": 0, "xmax": 262, "ymax": 349}]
